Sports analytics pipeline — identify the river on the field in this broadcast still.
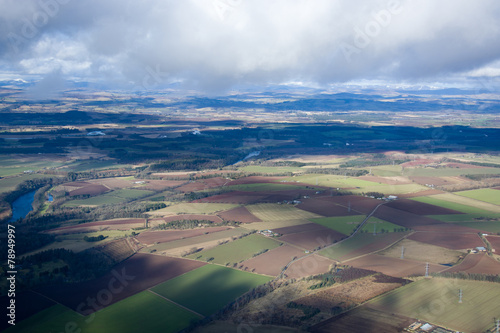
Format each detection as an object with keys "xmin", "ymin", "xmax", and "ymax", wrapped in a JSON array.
[{"xmin": 8, "ymin": 190, "xmax": 36, "ymax": 223}]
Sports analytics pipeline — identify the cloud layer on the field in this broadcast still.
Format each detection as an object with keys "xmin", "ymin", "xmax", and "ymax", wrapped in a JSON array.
[{"xmin": 1, "ymin": 0, "xmax": 500, "ymax": 91}]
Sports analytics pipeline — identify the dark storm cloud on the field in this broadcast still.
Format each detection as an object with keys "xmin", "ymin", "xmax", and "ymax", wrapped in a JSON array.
[{"xmin": 1, "ymin": 0, "xmax": 500, "ymax": 91}]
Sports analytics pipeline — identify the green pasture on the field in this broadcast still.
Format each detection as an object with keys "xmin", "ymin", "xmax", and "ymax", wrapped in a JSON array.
[
  {"xmin": 411, "ymin": 196, "xmax": 490, "ymax": 214},
  {"xmin": 455, "ymin": 188, "xmax": 500, "ymax": 205},
  {"xmin": 225, "ymin": 183, "xmax": 311, "ymax": 192},
  {"xmin": 187, "ymin": 233, "xmax": 282, "ymax": 265},
  {"xmin": 5, "ymin": 291, "xmax": 199, "ymax": 333},
  {"xmin": 246, "ymin": 203, "xmax": 319, "ymax": 221},
  {"xmin": 151, "ymin": 264, "xmax": 271, "ymax": 316},
  {"xmin": 63, "ymin": 188, "xmax": 154, "ymax": 207},
  {"xmin": 150, "ymin": 203, "xmax": 239, "ymax": 215}
]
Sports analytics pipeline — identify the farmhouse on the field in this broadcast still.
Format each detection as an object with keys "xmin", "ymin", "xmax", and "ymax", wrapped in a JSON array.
[{"xmin": 475, "ymin": 246, "xmax": 487, "ymax": 252}]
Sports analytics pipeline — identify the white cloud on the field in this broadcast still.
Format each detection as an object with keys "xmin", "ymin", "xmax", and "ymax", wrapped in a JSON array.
[{"xmin": 1, "ymin": 0, "xmax": 499, "ymax": 92}]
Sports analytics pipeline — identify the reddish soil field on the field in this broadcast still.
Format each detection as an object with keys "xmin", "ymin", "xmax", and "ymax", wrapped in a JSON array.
[
  {"xmin": 218, "ymin": 206, "xmax": 262, "ymax": 223},
  {"xmin": 279, "ymin": 229, "xmax": 346, "ymax": 251},
  {"xmin": 486, "ymin": 235, "xmax": 500, "ymax": 253},
  {"xmin": 296, "ymin": 197, "xmax": 360, "ymax": 217},
  {"xmin": 398, "ymin": 189, "xmax": 445, "ymax": 198},
  {"xmin": 36, "ymin": 253, "xmax": 206, "ymax": 314},
  {"xmin": 358, "ymin": 176, "xmax": 412, "ymax": 185},
  {"xmin": 177, "ymin": 178, "xmax": 229, "ymax": 192},
  {"xmin": 407, "ymin": 231, "xmax": 483, "ymax": 250},
  {"xmin": 46, "ymin": 218, "xmax": 146, "ymax": 234},
  {"xmin": 136, "ymin": 226, "xmax": 231, "ymax": 245},
  {"xmin": 273, "ymin": 223, "xmax": 326, "ymax": 235},
  {"xmin": 326, "ymin": 195, "xmax": 382, "ymax": 214},
  {"xmin": 285, "ymin": 254, "xmax": 337, "ymax": 279},
  {"xmin": 240, "ymin": 245, "xmax": 307, "ymax": 276},
  {"xmin": 226, "ymin": 176, "xmax": 286, "ymax": 185},
  {"xmin": 192, "ymin": 191, "xmax": 265, "ymax": 204},
  {"xmin": 139, "ymin": 180, "xmax": 185, "ymax": 191},
  {"xmin": 385, "ymin": 198, "xmax": 463, "ymax": 215},
  {"xmin": 69, "ymin": 184, "xmax": 109, "ymax": 196},
  {"xmin": 401, "ymin": 159, "xmax": 435, "ymax": 167},
  {"xmin": 443, "ymin": 253, "xmax": 500, "ymax": 275},
  {"xmin": 345, "ymin": 254, "xmax": 444, "ymax": 277},
  {"xmin": 373, "ymin": 205, "xmax": 444, "ymax": 228},
  {"xmin": 0, "ymin": 291, "xmax": 55, "ymax": 332}
]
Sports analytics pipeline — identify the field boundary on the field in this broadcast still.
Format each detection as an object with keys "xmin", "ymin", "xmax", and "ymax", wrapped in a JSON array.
[{"xmin": 147, "ymin": 290, "xmax": 204, "ymax": 318}]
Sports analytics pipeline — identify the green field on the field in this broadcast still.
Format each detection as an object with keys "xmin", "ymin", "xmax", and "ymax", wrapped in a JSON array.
[
  {"xmin": 187, "ymin": 233, "xmax": 282, "ymax": 265},
  {"xmin": 0, "ymin": 174, "xmax": 60, "ymax": 194},
  {"xmin": 0, "ymin": 158, "xmax": 63, "ymax": 177},
  {"xmin": 452, "ymin": 222, "xmax": 500, "ymax": 233},
  {"xmin": 312, "ymin": 216, "xmax": 403, "ymax": 235},
  {"xmin": 241, "ymin": 218, "xmax": 311, "ymax": 231},
  {"xmin": 455, "ymin": 188, "xmax": 500, "ymax": 205},
  {"xmin": 246, "ymin": 203, "xmax": 319, "ymax": 221},
  {"xmin": 369, "ymin": 278, "xmax": 500, "ymax": 333},
  {"xmin": 6, "ymin": 291, "xmax": 199, "ymax": 333},
  {"xmin": 283, "ymin": 174, "xmax": 383, "ymax": 189},
  {"xmin": 311, "ymin": 215, "xmax": 365, "ymax": 235},
  {"xmin": 364, "ymin": 165, "xmax": 403, "ymax": 177},
  {"xmin": 239, "ymin": 165, "xmax": 304, "ymax": 173},
  {"xmin": 319, "ymin": 232, "xmax": 405, "ymax": 261},
  {"xmin": 64, "ymin": 188, "xmax": 156, "ymax": 207},
  {"xmin": 64, "ymin": 159, "xmax": 133, "ymax": 172},
  {"xmin": 403, "ymin": 167, "xmax": 500, "ymax": 177},
  {"xmin": 149, "ymin": 202, "xmax": 239, "ymax": 215},
  {"xmin": 151, "ymin": 264, "xmax": 272, "ymax": 316},
  {"xmin": 411, "ymin": 196, "xmax": 493, "ymax": 214}
]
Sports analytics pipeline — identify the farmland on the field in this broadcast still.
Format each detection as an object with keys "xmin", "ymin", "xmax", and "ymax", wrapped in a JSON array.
[
  {"xmin": 456, "ymin": 188, "xmax": 500, "ymax": 205},
  {"xmin": 148, "ymin": 202, "xmax": 239, "ymax": 215},
  {"xmin": 63, "ymin": 188, "xmax": 155, "ymax": 207},
  {"xmin": 187, "ymin": 233, "xmax": 283, "ymax": 265},
  {"xmin": 151, "ymin": 264, "xmax": 272, "ymax": 316},
  {"xmin": 245, "ymin": 203, "xmax": 320, "ymax": 221},
  {"xmin": 368, "ymin": 278, "xmax": 500, "ymax": 333},
  {"xmin": 4, "ymin": 292, "xmax": 200, "ymax": 333}
]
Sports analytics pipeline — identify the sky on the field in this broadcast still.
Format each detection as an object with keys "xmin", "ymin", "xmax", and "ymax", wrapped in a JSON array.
[{"xmin": 1, "ymin": 0, "xmax": 500, "ymax": 93}]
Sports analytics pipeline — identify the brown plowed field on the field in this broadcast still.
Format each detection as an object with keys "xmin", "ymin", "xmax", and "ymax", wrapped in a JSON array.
[
  {"xmin": 69, "ymin": 184, "xmax": 109, "ymax": 196},
  {"xmin": 240, "ymin": 245, "xmax": 307, "ymax": 276},
  {"xmin": 373, "ymin": 205, "xmax": 444, "ymax": 228},
  {"xmin": 385, "ymin": 198, "xmax": 463, "ymax": 215},
  {"xmin": 35, "ymin": 253, "xmax": 205, "ymax": 315},
  {"xmin": 346, "ymin": 254, "xmax": 444, "ymax": 277},
  {"xmin": 407, "ymin": 231, "xmax": 483, "ymax": 250},
  {"xmin": 285, "ymin": 254, "xmax": 337, "ymax": 279},
  {"xmin": 409, "ymin": 176, "xmax": 462, "ymax": 186},
  {"xmin": 279, "ymin": 229, "xmax": 346, "ymax": 251},
  {"xmin": 139, "ymin": 180, "xmax": 185, "ymax": 190},
  {"xmin": 486, "ymin": 235, "xmax": 500, "ymax": 253},
  {"xmin": 296, "ymin": 198, "xmax": 359, "ymax": 217},
  {"xmin": 358, "ymin": 176, "xmax": 412, "ymax": 185},
  {"xmin": 273, "ymin": 223, "xmax": 326, "ymax": 235},
  {"xmin": 325, "ymin": 195, "xmax": 382, "ymax": 214},
  {"xmin": 193, "ymin": 191, "xmax": 265, "ymax": 204},
  {"xmin": 218, "ymin": 206, "xmax": 262, "ymax": 223},
  {"xmin": 136, "ymin": 227, "xmax": 231, "ymax": 245},
  {"xmin": 46, "ymin": 218, "xmax": 146, "ymax": 234},
  {"xmin": 443, "ymin": 253, "xmax": 500, "ymax": 275},
  {"xmin": 177, "ymin": 177, "xmax": 229, "ymax": 192}
]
